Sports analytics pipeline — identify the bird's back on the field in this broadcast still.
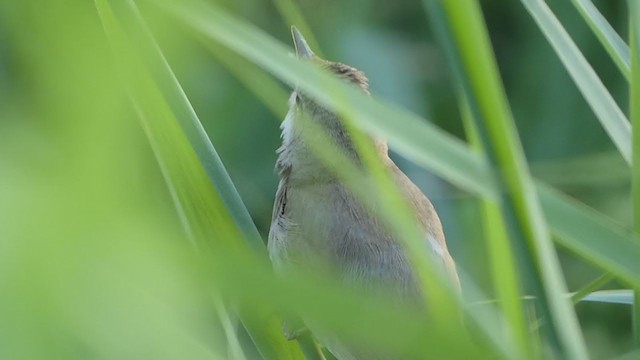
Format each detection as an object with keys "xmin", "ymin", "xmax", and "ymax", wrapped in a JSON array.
[{"xmin": 268, "ymin": 155, "xmax": 458, "ymax": 289}]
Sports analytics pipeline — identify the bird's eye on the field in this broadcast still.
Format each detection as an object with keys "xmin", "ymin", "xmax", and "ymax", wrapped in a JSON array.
[{"xmin": 289, "ymin": 92, "xmax": 300, "ymax": 107}]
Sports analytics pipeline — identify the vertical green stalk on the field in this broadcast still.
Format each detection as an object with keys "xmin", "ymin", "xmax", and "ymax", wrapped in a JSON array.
[
  {"xmin": 433, "ymin": 5, "xmax": 532, "ymax": 352},
  {"xmin": 424, "ymin": 0, "xmax": 588, "ymax": 358},
  {"xmin": 629, "ymin": 0, "xmax": 640, "ymax": 346},
  {"xmin": 460, "ymin": 99, "xmax": 531, "ymax": 359}
]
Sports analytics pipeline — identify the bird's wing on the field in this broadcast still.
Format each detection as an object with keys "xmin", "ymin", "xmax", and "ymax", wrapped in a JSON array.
[
  {"xmin": 425, "ymin": 233, "xmax": 461, "ymax": 290},
  {"xmin": 386, "ymin": 160, "xmax": 461, "ymax": 289},
  {"xmin": 267, "ymin": 178, "xmax": 290, "ymax": 272}
]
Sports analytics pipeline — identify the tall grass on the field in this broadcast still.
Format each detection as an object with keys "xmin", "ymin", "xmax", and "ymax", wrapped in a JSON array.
[
  {"xmin": 629, "ymin": 0, "xmax": 640, "ymax": 346},
  {"xmin": 0, "ymin": 0, "xmax": 638, "ymax": 358}
]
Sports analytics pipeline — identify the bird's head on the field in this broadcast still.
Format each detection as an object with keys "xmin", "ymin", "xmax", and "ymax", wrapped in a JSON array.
[
  {"xmin": 276, "ymin": 27, "xmax": 388, "ymax": 181},
  {"xmin": 289, "ymin": 27, "xmax": 370, "ymax": 118}
]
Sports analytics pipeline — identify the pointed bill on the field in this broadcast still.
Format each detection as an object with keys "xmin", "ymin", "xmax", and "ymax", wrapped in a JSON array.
[{"xmin": 291, "ymin": 26, "xmax": 315, "ymax": 59}]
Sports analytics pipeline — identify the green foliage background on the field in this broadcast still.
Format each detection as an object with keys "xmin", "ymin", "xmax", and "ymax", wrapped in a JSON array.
[{"xmin": 0, "ymin": 0, "xmax": 637, "ymax": 359}]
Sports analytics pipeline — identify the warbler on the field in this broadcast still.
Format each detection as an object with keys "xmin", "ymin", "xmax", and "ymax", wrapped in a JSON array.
[{"xmin": 268, "ymin": 26, "xmax": 459, "ymax": 360}]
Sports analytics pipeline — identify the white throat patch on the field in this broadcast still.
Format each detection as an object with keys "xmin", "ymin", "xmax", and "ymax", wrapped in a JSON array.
[{"xmin": 280, "ymin": 92, "xmax": 298, "ymax": 145}]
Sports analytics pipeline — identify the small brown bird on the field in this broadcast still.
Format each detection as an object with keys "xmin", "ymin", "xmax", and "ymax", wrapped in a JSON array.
[{"xmin": 268, "ymin": 27, "xmax": 459, "ymax": 360}]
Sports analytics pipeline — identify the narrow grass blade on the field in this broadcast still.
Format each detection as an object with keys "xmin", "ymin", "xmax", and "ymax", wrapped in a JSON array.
[
  {"xmin": 521, "ymin": 0, "xmax": 632, "ymax": 164},
  {"xmin": 215, "ymin": 299, "xmax": 249, "ymax": 360},
  {"xmin": 425, "ymin": 0, "xmax": 588, "ymax": 358},
  {"xmin": 629, "ymin": 0, "xmax": 640, "ymax": 346},
  {"xmin": 570, "ymin": 273, "xmax": 613, "ymax": 304},
  {"xmin": 569, "ymin": 0, "xmax": 630, "ymax": 80},
  {"xmin": 578, "ymin": 290, "xmax": 635, "ymax": 305},
  {"xmin": 95, "ymin": 1, "xmax": 305, "ymax": 359},
  {"xmin": 460, "ymin": 94, "xmax": 530, "ymax": 358}
]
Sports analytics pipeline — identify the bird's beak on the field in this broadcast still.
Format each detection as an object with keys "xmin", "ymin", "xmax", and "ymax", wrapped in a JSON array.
[{"xmin": 291, "ymin": 26, "xmax": 315, "ymax": 59}]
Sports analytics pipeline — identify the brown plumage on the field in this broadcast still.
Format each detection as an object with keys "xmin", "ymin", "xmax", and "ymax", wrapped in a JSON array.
[{"xmin": 268, "ymin": 27, "xmax": 459, "ymax": 360}]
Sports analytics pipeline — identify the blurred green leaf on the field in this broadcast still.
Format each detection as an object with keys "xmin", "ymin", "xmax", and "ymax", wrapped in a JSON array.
[
  {"xmin": 578, "ymin": 290, "xmax": 634, "ymax": 305},
  {"xmin": 521, "ymin": 0, "xmax": 632, "ymax": 164},
  {"xmin": 570, "ymin": 273, "xmax": 613, "ymax": 304},
  {"xmin": 460, "ymin": 97, "xmax": 531, "ymax": 358},
  {"xmin": 94, "ymin": 0, "xmax": 305, "ymax": 359},
  {"xmin": 628, "ymin": 0, "xmax": 640, "ymax": 347},
  {"xmin": 569, "ymin": 0, "xmax": 630, "ymax": 80}
]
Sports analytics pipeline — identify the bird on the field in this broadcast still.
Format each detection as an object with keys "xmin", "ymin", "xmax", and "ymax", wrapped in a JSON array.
[{"xmin": 268, "ymin": 26, "xmax": 460, "ymax": 360}]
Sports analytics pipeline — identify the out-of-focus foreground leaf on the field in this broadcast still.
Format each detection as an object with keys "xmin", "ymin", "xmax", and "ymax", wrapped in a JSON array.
[
  {"xmin": 520, "ymin": 0, "xmax": 631, "ymax": 163},
  {"xmin": 94, "ymin": 0, "xmax": 306, "ymax": 359},
  {"xmin": 578, "ymin": 290, "xmax": 635, "ymax": 305}
]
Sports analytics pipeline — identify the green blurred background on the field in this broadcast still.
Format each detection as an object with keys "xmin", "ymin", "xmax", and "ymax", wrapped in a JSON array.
[{"xmin": 0, "ymin": 0, "xmax": 633, "ymax": 358}]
